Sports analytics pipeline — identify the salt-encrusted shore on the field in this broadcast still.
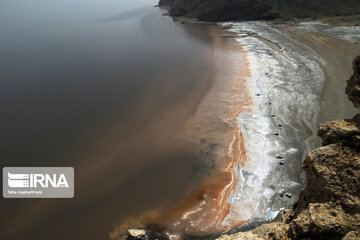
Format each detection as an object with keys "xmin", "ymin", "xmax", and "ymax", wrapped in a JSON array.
[
  {"xmin": 221, "ymin": 18, "xmax": 360, "ymax": 232},
  {"xmin": 222, "ymin": 21, "xmax": 326, "ymax": 226}
]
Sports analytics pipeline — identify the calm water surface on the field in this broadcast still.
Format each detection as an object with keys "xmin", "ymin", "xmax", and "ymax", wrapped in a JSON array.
[{"xmin": 0, "ymin": 1, "xmax": 215, "ymax": 239}]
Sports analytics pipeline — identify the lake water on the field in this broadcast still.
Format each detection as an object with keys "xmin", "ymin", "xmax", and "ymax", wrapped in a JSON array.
[{"xmin": 0, "ymin": 1, "xmax": 217, "ymax": 239}]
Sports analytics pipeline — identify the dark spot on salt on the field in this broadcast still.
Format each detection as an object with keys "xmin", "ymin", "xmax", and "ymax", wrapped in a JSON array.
[
  {"xmin": 274, "ymin": 133, "xmax": 279, "ymax": 136},
  {"xmin": 279, "ymin": 161, "xmax": 284, "ymax": 165},
  {"xmin": 285, "ymin": 193, "xmax": 292, "ymax": 199}
]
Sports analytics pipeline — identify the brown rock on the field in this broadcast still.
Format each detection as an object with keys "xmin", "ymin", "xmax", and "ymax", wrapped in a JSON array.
[
  {"xmin": 289, "ymin": 203, "xmax": 359, "ymax": 239},
  {"xmin": 217, "ymin": 232, "xmax": 264, "ymax": 240},
  {"xmin": 343, "ymin": 230, "xmax": 360, "ymax": 240},
  {"xmin": 253, "ymin": 221, "xmax": 291, "ymax": 240},
  {"xmin": 299, "ymin": 144, "xmax": 360, "ymax": 212},
  {"xmin": 318, "ymin": 114, "xmax": 360, "ymax": 148},
  {"xmin": 346, "ymin": 56, "xmax": 360, "ymax": 110}
]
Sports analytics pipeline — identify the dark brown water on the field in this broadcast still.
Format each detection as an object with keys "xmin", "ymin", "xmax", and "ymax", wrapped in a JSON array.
[{"xmin": 0, "ymin": 1, "xmax": 216, "ymax": 239}]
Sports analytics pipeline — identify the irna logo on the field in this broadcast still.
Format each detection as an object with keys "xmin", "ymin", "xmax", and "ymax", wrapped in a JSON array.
[
  {"xmin": 3, "ymin": 167, "xmax": 74, "ymax": 198},
  {"xmin": 8, "ymin": 172, "xmax": 69, "ymax": 188}
]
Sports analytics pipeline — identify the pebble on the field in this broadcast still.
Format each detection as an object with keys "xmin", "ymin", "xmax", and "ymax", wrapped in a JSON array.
[
  {"xmin": 274, "ymin": 133, "xmax": 280, "ymax": 136},
  {"xmin": 279, "ymin": 161, "xmax": 285, "ymax": 165},
  {"xmin": 128, "ymin": 229, "xmax": 146, "ymax": 238},
  {"xmin": 285, "ymin": 193, "xmax": 292, "ymax": 199}
]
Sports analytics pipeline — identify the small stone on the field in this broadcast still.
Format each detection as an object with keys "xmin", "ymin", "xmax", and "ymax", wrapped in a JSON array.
[
  {"xmin": 256, "ymin": 94, "xmax": 261, "ymax": 96},
  {"xmin": 279, "ymin": 161, "xmax": 285, "ymax": 165},
  {"xmin": 276, "ymin": 155, "xmax": 283, "ymax": 159},
  {"xmin": 277, "ymin": 124, "xmax": 283, "ymax": 127},
  {"xmin": 128, "ymin": 229, "xmax": 146, "ymax": 238},
  {"xmin": 271, "ymin": 114, "xmax": 276, "ymax": 117},
  {"xmin": 285, "ymin": 193, "xmax": 292, "ymax": 199},
  {"xmin": 274, "ymin": 133, "xmax": 280, "ymax": 136}
]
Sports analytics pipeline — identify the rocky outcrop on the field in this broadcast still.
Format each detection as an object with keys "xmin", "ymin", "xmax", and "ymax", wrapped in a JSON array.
[
  {"xmin": 216, "ymin": 56, "xmax": 360, "ymax": 240},
  {"xmin": 346, "ymin": 56, "xmax": 360, "ymax": 111},
  {"xmin": 318, "ymin": 116, "xmax": 360, "ymax": 149},
  {"xmin": 158, "ymin": 0, "xmax": 360, "ymax": 22}
]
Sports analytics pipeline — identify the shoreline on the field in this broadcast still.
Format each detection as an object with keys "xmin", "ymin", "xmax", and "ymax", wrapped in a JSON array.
[
  {"xmin": 222, "ymin": 17, "xmax": 359, "ymax": 233},
  {"xmin": 150, "ymin": 25, "xmax": 254, "ymax": 238},
  {"xmin": 122, "ymin": 16, "xmax": 360, "ymax": 240},
  {"xmin": 224, "ymin": 20, "xmax": 326, "ymax": 227},
  {"xmin": 110, "ymin": 24, "xmax": 250, "ymax": 239}
]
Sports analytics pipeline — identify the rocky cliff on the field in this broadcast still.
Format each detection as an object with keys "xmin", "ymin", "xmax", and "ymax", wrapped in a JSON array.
[
  {"xmin": 218, "ymin": 56, "xmax": 360, "ymax": 240},
  {"xmin": 158, "ymin": 0, "xmax": 360, "ymax": 22}
]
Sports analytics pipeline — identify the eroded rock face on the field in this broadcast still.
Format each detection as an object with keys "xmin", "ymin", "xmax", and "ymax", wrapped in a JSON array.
[
  {"xmin": 300, "ymin": 144, "xmax": 360, "ymax": 213},
  {"xmin": 286, "ymin": 141, "xmax": 360, "ymax": 239},
  {"xmin": 318, "ymin": 115, "xmax": 360, "ymax": 149},
  {"xmin": 292, "ymin": 203, "xmax": 358, "ymax": 238},
  {"xmin": 216, "ymin": 56, "xmax": 360, "ymax": 240},
  {"xmin": 346, "ymin": 56, "xmax": 360, "ymax": 111},
  {"xmin": 343, "ymin": 230, "xmax": 360, "ymax": 240}
]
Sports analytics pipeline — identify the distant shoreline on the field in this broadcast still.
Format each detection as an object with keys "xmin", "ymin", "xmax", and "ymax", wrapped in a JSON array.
[{"xmin": 157, "ymin": 0, "xmax": 360, "ymax": 22}]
